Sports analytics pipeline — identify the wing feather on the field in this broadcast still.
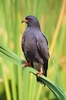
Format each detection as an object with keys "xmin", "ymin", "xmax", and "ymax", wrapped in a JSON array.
[{"xmin": 36, "ymin": 34, "xmax": 50, "ymax": 60}]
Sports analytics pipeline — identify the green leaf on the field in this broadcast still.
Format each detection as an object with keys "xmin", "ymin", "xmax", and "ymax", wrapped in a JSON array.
[
  {"xmin": 0, "ymin": 43, "xmax": 24, "ymax": 66},
  {"xmin": 0, "ymin": 43, "xmax": 66, "ymax": 100}
]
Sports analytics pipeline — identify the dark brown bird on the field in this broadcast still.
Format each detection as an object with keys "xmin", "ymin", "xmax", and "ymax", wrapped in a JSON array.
[{"xmin": 21, "ymin": 15, "xmax": 50, "ymax": 83}]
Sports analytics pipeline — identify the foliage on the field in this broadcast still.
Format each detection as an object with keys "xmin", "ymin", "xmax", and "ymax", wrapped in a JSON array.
[{"xmin": 0, "ymin": 43, "xmax": 66, "ymax": 100}]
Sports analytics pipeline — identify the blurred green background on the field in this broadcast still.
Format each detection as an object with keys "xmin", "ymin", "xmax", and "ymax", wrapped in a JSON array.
[{"xmin": 0, "ymin": 0, "xmax": 66, "ymax": 100}]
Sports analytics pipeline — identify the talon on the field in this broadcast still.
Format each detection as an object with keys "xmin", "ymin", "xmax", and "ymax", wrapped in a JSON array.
[
  {"xmin": 22, "ymin": 61, "xmax": 31, "ymax": 69},
  {"xmin": 37, "ymin": 71, "xmax": 43, "ymax": 77},
  {"xmin": 22, "ymin": 65, "xmax": 26, "ymax": 69},
  {"xmin": 37, "ymin": 67, "xmax": 44, "ymax": 77}
]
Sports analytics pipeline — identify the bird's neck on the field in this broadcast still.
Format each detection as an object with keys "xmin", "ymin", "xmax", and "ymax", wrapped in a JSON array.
[{"xmin": 27, "ymin": 24, "xmax": 41, "ymax": 31}]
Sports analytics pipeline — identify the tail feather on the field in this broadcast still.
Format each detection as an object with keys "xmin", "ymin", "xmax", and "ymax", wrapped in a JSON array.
[
  {"xmin": 36, "ymin": 76, "xmax": 46, "ymax": 86},
  {"xmin": 43, "ymin": 57, "xmax": 48, "ymax": 77}
]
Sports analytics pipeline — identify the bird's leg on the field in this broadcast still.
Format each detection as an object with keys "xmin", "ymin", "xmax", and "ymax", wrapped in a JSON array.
[
  {"xmin": 37, "ymin": 66, "xmax": 44, "ymax": 77},
  {"xmin": 22, "ymin": 61, "xmax": 31, "ymax": 69}
]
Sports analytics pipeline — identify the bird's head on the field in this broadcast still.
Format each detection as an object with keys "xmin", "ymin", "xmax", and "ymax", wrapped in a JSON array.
[{"xmin": 21, "ymin": 15, "xmax": 40, "ymax": 28}]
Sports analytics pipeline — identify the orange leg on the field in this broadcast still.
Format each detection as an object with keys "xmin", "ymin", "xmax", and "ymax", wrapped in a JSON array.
[
  {"xmin": 37, "ymin": 67, "xmax": 44, "ymax": 77},
  {"xmin": 22, "ymin": 61, "xmax": 31, "ymax": 69}
]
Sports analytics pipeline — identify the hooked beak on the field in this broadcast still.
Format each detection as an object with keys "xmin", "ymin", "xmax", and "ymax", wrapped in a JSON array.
[{"xmin": 21, "ymin": 19, "xmax": 29, "ymax": 23}]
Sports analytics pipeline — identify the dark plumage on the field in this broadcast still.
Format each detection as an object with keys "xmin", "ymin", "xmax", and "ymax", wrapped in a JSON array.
[{"xmin": 21, "ymin": 15, "xmax": 50, "ymax": 83}]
